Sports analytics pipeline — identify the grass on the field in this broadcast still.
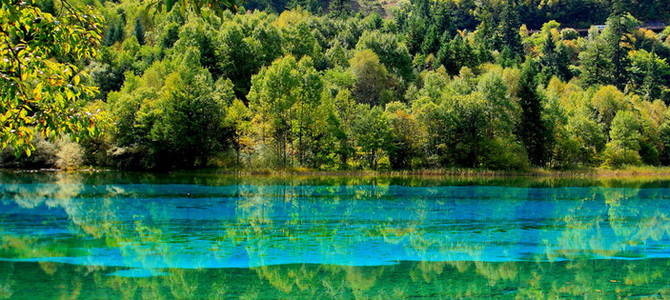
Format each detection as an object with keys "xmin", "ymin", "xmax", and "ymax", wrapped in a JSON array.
[
  {"xmin": 13, "ymin": 163, "xmax": 670, "ymax": 179},
  {"xmin": 222, "ymin": 165, "xmax": 670, "ymax": 178}
]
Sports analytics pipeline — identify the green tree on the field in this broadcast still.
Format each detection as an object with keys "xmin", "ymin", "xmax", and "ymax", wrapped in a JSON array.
[
  {"xmin": 404, "ymin": 15, "xmax": 427, "ymax": 54},
  {"xmin": 628, "ymin": 49, "xmax": 670, "ymax": 101},
  {"xmin": 517, "ymin": 59, "xmax": 550, "ymax": 166},
  {"xmin": 421, "ymin": 25, "xmax": 440, "ymax": 55},
  {"xmin": 602, "ymin": 110, "xmax": 644, "ymax": 167},
  {"xmin": 348, "ymin": 50, "xmax": 390, "ymax": 106},
  {"xmin": 590, "ymin": 85, "xmax": 630, "ymax": 133},
  {"xmin": 481, "ymin": 78, "xmax": 530, "ymax": 172},
  {"xmin": 605, "ymin": 12, "xmax": 638, "ymax": 89},
  {"xmin": 444, "ymin": 93, "xmax": 489, "ymax": 167},
  {"xmin": 325, "ymin": 44, "xmax": 350, "ymax": 69},
  {"xmin": 1, "ymin": 1, "xmax": 104, "ymax": 155},
  {"xmin": 496, "ymin": 0, "xmax": 522, "ymax": 58},
  {"xmin": 305, "ymin": 100, "xmax": 347, "ymax": 168},
  {"xmin": 282, "ymin": 22, "xmax": 324, "ymax": 67},
  {"xmin": 103, "ymin": 19, "xmax": 125, "ymax": 46},
  {"xmin": 473, "ymin": 2, "xmax": 497, "ymax": 51},
  {"xmin": 431, "ymin": 2, "xmax": 456, "ymax": 38},
  {"xmin": 173, "ymin": 16, "xmax": 219, "ymax": 78},
  {"xmin": 579, "ymin": 27, "xmax": 614, "ymax": 87},
  {"xmin": 355, "ymin": 30, "xmax": 414, "ymax": 82},
  {"xmin": 579, "ymin": 13, "xmax": 639, "ymax": 89},
  {"xmin": 385, "ymin": 102, "xmax": 426, "ymax": 169},
  {"xmin": 152, "ymin": 0, "xmax": 243, "ymax": 14},
  {"xmin": 108, "ymin": 48, "xmax": 233, "ymax": 169},
  {"xmin": 477, "ymin": 69, "xmax": 517, "ymax": 137},
  {"xmin": 247, "ymin": 55, "xmax": 323, "ymax": 167},
  {"xmin": 351, "ymin": 105, "xmax": 392, "ymax": 169},
  {"xmin": 539, "ymin": 34, "xmax": 571, "ymax": 84},
  {"xmin": 134, "ymin": 18, "xmax": 146, "ymax": 46},
  {"xmin": 287, "ymin": 0, "xmax": 321, "ymax": 13},
  {"xmin": 331, "ymin": 90, "xmax": 358, "ymax": 167},
  {"xmin": 436, "ymin": 34, "xmax": 477, "ymax": 75},
  {"xmin": 149, "ymin": 68, "xmax": 232, "ymax": 168},
  {"xmin": 659, "ymin": 121, "xmax": 670, "ymax": 165},
  {"xmin": 216, "ymin": 23, "xmax": 256, "ymax": 98},
  {"xmin": 566, "ymin": 113, "xmax": 607, "ymax": 166},
  {"xmin": 218, "ymin": 19, "xmax": 285, "ymax": 99},
  {"xmin": 159, "ymin": 22, "xmax": 180, "ymax": 49},
  {"xmin": 225, "ymin": 99, "xmax": 253, "ymax": 166},
  {"xmin": 328, "ymin": 0, "xmax": 352, "ymax": 17}
]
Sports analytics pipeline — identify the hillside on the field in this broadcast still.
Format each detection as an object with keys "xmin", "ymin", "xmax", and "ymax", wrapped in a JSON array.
[{"xmin": 3, "ymin": 0, "xmax": 670, "ymax": 172}]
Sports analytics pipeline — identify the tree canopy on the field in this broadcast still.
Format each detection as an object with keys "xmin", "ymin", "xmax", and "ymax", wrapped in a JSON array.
[
  {"xmin": 6, "ymin": 0, "xmax": 670, "ymax": 171},
  {"xmin": 1, "ymin": 0, "xmax": 104, "ymax": 155}
]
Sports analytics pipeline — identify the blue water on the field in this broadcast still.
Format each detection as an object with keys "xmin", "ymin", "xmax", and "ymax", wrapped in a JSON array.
[
  {"xmin": 4, "ymin": 173, "xmax": 670, "ymax": 298},
  {"xmin": 2, "ymin": 175, "xmax": 670, "ymax": 276}
]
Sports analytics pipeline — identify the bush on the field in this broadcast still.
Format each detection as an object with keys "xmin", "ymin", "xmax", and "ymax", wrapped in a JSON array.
[
  {"xmin": 55, "ymin": 140, "xmax": 84, "ymax": 170},
  {"xmin": 602, "ymin": 143, "xmax": 643, "ymax": 167},
  {"xmin": 0, "ymin": 135, "xmax": 57, "ymax": 168},
  {"xmin": 481, "ymin": 137, "xmax": 530, "ymax": 170}
]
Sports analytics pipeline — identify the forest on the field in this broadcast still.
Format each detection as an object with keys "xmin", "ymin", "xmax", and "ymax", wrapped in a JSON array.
[{"xmin": 3, "ymin": 0, "xmax": 670, "ymax": 171}]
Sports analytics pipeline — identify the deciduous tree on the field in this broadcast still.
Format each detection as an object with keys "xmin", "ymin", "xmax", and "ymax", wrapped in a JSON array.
[{"xmin": 1, "ymin": 1, "xmax": 104, "ymax": 155}]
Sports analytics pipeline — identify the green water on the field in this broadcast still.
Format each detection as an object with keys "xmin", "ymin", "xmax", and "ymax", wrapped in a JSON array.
[{"xmin": 1, "ymin": 171, "xmax": 670, "ymax": 299}]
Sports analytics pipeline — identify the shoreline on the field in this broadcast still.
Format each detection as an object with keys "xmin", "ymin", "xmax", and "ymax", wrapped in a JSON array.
[{"xmin": 6, "ymin": 166, "xmax": 670, "ymax": 178}]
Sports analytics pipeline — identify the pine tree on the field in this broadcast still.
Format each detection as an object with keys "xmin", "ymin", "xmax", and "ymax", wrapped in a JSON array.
[
  {"xmin": 102, "ymin": 24, "xmax": 118, "ymax": 46},
  {"xmin": 538, "ymin": 35, "xmax": 555, "ymax": 84},
  {"xmin": 134, "ymin": 18, "xmax": 145, "ymax": 45},
  {"xmin": 474, "ymin": 8, "xmax": 497, "ymax": 51},
  {"xmin": 580, "ymin": 7, "xmax": 638, "ymax": 89},
  {"xmin": 435, "ymin": 33, "xmax": 453, "ymax": 72},
  {"xmin": 421, "ymin": 25, "xmax": 440, "ymax": 55},
  {"xmin": 605, "ymin": 13, "xmax": 632, "ymax": 90},
  {"xmin": 517, "ymin": 59, "xmax": 550, "ymax": 166},
  {"xmin": 431, "ymin": 2, "xmax": 456, "ymax": 38},
  {"xmin": 405, "ymin": 15, "xmax": 427, "ymax": 54},
  {"xmin": 496, "ymin": 0, "xmax": 523, "ymax": 58},
  {"xmin": 555, "ymin": 41, "xmax": 572, "ymax": 80},
  {"xmin": 113, "ymin": 22, "xmax": 125, "ymax": 44},
  {"xmin": 498, "ymin": 46, "xmax": 520, "ymax": 67},
  {"xmin": 412, "ymin": 0, "xmax": 431, "ymax": 18},
  {"xmin": 538, "ymin": 34, "xmax": 570, "ymax": 84},
  {"xmin": 328, "ymin": 0, "xmax": 351, "ymax": 17}
]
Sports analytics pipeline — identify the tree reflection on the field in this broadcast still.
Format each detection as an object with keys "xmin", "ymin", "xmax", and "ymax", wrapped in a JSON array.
[{"xmin": 1, "ymin": 172, "xmax": 670, "ymax": 298}]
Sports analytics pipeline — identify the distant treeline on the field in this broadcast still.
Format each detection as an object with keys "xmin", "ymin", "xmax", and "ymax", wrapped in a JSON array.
[
  {"xmin": 246, "ymin": 0, "xmax": 670, "ymax": 31},
  {"xmin": 3, "ymin": 0, "xmax": 670, "ymax": 170}
]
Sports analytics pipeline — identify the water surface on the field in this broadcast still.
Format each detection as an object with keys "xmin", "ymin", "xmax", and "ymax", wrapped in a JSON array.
[{"xmin": 1, "ymin": 172, "xmax": 670, "ymax": 298}]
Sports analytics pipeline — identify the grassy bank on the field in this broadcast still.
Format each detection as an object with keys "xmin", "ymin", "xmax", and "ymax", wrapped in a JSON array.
[
  {"xmin": 5, "ymin": 166, "xmax": 670, "ymax": 189},
  {"xmin": 214, "ymin": 165, "xmax": 670, "ymax": 178},
  {"xmin": 8, "ymin": 165, "xmax": 670, "ymax": 179}
]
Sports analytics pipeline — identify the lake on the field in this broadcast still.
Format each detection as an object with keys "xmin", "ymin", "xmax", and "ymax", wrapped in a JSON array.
[{"xmin": 1, "ymin": 171, "xmax": 670, "ymax": 298}]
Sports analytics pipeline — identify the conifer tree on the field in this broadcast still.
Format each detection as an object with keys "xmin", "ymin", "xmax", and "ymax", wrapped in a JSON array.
[
  {"xmin": 539, "ymin": 34, "xmax": 571, "ymax": 84},
  {"xmin": 134, "ymin": 19, "xmax": 145, "ymax": 46},
  {"xmin": 497, "ymin": 0, "xmax": 523, "ymax": 58},
  {"xmin": 517, "ymin": 59, "xmax": 550, "ymax": 166}
]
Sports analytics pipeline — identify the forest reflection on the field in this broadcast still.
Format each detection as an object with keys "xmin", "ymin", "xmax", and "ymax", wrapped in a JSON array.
[{"xmin": 1, "ymin": 172, "xmax": 670, "ymax": 298}]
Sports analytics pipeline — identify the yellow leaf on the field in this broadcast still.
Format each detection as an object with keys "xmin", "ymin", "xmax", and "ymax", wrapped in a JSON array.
[
  {"xmin": 73, "ymin": 75, "xmax": 80, "ymax": 85},
  {"xmin": 33, "ymin": 83, "xmax": 43, "ymax": 99}
]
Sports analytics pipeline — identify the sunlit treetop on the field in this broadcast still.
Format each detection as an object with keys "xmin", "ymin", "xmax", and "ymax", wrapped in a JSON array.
[{"xmin": 150, "ymin": 0, "xmax": 244, "ymax": 15}]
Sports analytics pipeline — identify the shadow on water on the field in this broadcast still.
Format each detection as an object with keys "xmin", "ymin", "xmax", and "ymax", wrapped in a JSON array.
[{"xmin": 1, "ymin": 171, "xmax": 670, "ymax": 298}]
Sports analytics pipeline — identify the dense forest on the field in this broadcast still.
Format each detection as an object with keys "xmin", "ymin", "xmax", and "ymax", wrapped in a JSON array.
[{"xmin": 3, "ymin": 0, "xmax": 670, "ymax": 170}]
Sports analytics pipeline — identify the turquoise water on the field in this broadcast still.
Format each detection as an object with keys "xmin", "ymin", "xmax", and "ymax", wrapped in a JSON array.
[{"xmin": 1, "ymin": 172, "xmax": 670, "ymax": 298}]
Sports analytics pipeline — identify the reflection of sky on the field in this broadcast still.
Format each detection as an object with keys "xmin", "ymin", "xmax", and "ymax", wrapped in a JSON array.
[{"xmin": 1, "ymin": 184, "xmax": 670, "ymax": 272}]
